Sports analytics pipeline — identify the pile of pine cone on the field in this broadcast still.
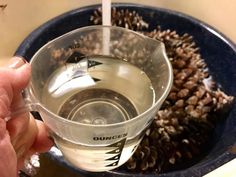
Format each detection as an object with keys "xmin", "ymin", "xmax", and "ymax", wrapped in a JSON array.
[{"xmin": 90, "ymin": 8, "xmax": 234, "ymax": 173}]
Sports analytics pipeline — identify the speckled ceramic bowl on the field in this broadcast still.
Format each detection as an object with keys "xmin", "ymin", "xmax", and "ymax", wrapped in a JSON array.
[{"xmin": 16, "ymin": 4, "xmax": 236, "ymax": 177}]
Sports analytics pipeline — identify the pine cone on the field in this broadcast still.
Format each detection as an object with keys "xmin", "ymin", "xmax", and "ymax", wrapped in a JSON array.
[{"xmin": 90, "ymin": 7, "xmax": 148, "ymax": 31}]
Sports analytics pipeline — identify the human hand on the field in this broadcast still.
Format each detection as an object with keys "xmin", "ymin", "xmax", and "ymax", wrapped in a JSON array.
[{"xmin": 0, "ymin": 57, "xmax": 53, "ymax": 177}]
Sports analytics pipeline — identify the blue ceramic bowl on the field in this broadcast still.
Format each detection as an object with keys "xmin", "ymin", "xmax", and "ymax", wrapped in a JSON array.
[{"xmin": 15, "ymin": 3, "xmax": 236, "ymax": 177}]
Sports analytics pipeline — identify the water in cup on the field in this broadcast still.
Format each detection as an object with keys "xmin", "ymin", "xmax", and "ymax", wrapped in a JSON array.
[
  {"xmin": 42, "ymin": 55, "xmax": 155, "ymax": 124},
  {"xmin": 53, "ymin": 128, "xmax": 144, "ymax": 171},
  {"xmin": 41, "ymin": 55, "xmax": 155, "ymax": 171}
]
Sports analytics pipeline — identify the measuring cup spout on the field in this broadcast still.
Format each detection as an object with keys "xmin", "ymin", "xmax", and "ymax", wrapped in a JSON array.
[{"xmin": 144, "ymin": 36, "xmax": 168, "ymax": 58}]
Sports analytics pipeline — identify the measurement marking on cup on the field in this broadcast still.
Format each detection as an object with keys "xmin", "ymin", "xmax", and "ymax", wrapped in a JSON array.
[
  {"xmin": 105, "ymin": 138, "xmax": 127, "ymax": 167},
  {"xmin": 66, "ymin": 51, "xmax": 103, "ymax": 69},
  {"xmin": 93, "ymin": 133, "xmax": 128, "ymax": 141},
  {"xmin": 87, "ymin": 59, "xmax": 103, "ymax": 68},
  {"xmin": 132, "ymin": 145, "xmax": 138, "ymax": 153}
]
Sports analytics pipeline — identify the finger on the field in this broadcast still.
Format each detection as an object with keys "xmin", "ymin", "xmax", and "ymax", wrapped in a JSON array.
[
  {"xmin": 0, "ymin": 89, "xmax": 11, "ymax": 118},
  {"xmin": 10, "ymin": 116, "xmax": 38, "ymax": 171},
  {"xmin": 0, "ymin": 119, "xmax": 17, "ymax": 177},
  {"xmin": 31, "ymin": 120, "xmax": 54, "ymax": 152},
  {"xmin": 0, "ymin": 57, "xmax": 31, "ymax": 118},
  {"xmin": 6, "ymin": 113, "xmax": 29, "ymax": 143},
  {"xmin": 7, "ymin": 115, "xmax": 38, "ymax": 171},
  {"xmin": 8, "ymin": 57, "xmax": 31, "ymax": 112},
  {"xmin": 4, "ymin": 56, "xmax": 31, "ymax": 93},
  {"xmin": 16, "ymin": 120, "xmax": 54, "ymax": 170},
  {"xmin": 9, "ymin": 115, "xmax": 38, "ymax": 151},
  {"xmin": 0, "ymin": 57, "xmax": 31, "ymax": 176},
  {"xmin": 7, "ymin": 56, "xmax": 31, "ymax": 91}
]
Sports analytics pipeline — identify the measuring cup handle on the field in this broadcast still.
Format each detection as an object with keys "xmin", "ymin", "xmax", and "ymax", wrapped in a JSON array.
[{"xmin": 4, "ymin": 89, "xmax": 39, "ymax": 121}]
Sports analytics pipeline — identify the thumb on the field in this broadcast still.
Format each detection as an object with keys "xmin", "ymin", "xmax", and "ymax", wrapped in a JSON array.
[
  {"xmin": 0, "ymin": 57, "xmax": 31, "ymax": 118},
  {"xmin": 7, "ymin": 56, "xmax": 31, "ymax": 93}
]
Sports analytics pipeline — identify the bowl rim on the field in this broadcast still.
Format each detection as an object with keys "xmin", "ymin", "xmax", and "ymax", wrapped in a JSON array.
[
  {"xmin": 15, "ymin": 3, "xmax": 236, "ymax": 177},
  {"xmin": 15, "ymin": 3, "xmax": 236, "ymax": 59}
]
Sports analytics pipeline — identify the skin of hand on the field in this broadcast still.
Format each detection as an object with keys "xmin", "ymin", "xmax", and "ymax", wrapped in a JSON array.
[{"xmin": 0, "ymin": 57, "xmax": 53, "ymax": 177}]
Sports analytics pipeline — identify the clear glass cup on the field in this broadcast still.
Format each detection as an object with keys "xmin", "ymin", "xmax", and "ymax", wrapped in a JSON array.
[{"xmin": 24, "ymin": 25, "xmax": 173, "ymax": 172}]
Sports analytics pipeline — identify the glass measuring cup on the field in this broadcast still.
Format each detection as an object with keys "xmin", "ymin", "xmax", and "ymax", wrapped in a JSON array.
[{"xmin": 23, "ymin": 25, "xmax": 173, "ymax": 172}]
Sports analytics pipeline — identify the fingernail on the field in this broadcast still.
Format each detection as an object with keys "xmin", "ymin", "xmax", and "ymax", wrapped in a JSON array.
[{"xmin": 8, "ymin": 56, "xmax": 27, "ymax": 69}]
